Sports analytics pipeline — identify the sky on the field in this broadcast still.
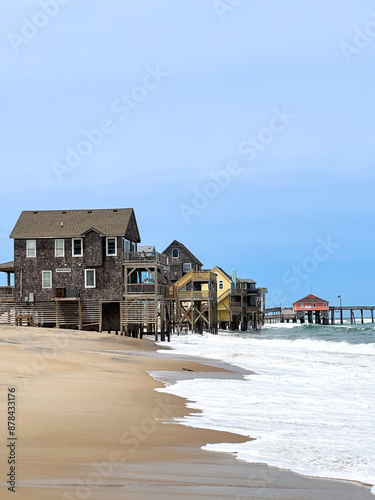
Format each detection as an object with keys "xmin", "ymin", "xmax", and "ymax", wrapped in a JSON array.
[{"xmin": 0, "ymin": 0, "xmax": 374, "ymax": 308}]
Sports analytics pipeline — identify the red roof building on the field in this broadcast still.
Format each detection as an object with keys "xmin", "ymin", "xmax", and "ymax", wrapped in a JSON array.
[{"xmin": 293, "ymin": 294, "xmax": 329, "ymax": 312}]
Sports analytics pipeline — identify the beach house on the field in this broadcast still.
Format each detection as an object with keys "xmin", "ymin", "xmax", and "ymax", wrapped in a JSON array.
[
  {"xmin": 0, "ymin": 210, "xmax": 271, "ymax": 335},
  {"xmin": 162, "ymin": 240, "xmax": 203, "ymax": 283},
  {"xmin": 8, "ymin": 209, "xmax": 144, "ymax": 332},
  {"xmin": 211, "ymin": 266, "xmax": 232, "ymax": 328},
  {"xmin": 293, "ymin": 294, "xmax": 329, "ymax": 324}
]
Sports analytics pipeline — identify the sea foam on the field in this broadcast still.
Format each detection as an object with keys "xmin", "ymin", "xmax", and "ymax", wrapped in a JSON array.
[{"xmin": 154, "ymin": 325, "xmax": 375, "ymax": 492}]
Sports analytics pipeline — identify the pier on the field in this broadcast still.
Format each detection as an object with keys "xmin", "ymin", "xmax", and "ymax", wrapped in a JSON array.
[
  {"xmin": 264, "ymin": 307, "xmax": 297, "ymax": 323},
  {"xmin": 264, "ymin": 306, "xmax": 375, "ymax": 325},
  {"xmin": 329, "ymin": 306, "xmax": 375, "ymax": 325}
]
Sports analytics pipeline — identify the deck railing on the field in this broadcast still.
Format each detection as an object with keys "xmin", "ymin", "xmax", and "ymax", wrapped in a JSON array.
[
  {"xmin": 191, "ymin": 271, "xmax": 217, "ymax": 282},
  {"xmin": 0, "ymin": 286, "xmax": 14, "ymax": 301},
  {"xmin": 124, "ymin": 284, "xmax": 165, "ymax": 295},
  {"xmin": 124, "ymin": 251, "xmax": 169, "ymax": 266},
  {"xmin": 231, "ymin": 287, "xmax": 258, "ymax": 295},
  {"xmin": 178, "ymin": 290, "xmax": 216, "ymax": 300}
]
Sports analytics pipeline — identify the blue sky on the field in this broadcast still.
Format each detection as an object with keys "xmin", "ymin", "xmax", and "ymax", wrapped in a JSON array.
[{"xmin": 0, "ymin": 0, "xmax": 374, "ymax": 307}]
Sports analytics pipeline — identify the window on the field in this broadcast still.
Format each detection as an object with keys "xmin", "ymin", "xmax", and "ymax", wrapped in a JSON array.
[
  {"xmin": 218, "ymin": 280, "xmax": 224, "ymax": 290},
  {"xmin": 72, "ymin": 238, "xmax": 83, "ymax": 257},
  {"xmin": 42, "ymin": 271, "xmax": 52, "ymax": 289},
  {"xmin": 313, "ymin": 303, "xmax": 316, "ymax": 308},
  {"xmin": 55, "ymin": 239, "xmax": 64, "ymax": 257},
  {"xmin": 26, "ymin": 240, "xmax": 36, "ymax": 258},
  {"xmin": 106, "ymin": 237, "xmax": 117, "ymax": 256},
  {"xmin": 85, "ymin": 269, "xmax": 96, "ymax": 288},
  {"xmin": 123, "ymin": 238, "xmax": 130, "ymax": 253},
  {"xmin": 324, "ymin": 303, "xmax": 327, "ymax": 307},
  {"xmin": 172, "ymin": 248, "xmax": 179, "ymax": 258},
  {"xmin": 123, "ymin": 239, "xmax": 136, "ymax": 254},
  {"xmin": 182, "ymin": 263, "xmax": 191, "ymax": 273}
]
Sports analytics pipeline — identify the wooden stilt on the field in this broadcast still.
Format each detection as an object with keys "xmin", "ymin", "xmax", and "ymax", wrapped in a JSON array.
[
  {"xmin": 55, "ymin": 300, "xmax": 60, "ymax": 329},
  {"xmin": 78, "ymin": 299, "xmax": 82, "ymax": 330}
]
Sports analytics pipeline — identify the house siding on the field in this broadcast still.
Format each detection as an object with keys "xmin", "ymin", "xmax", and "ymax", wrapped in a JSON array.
[
  {"xmin": 14, "ymin": 236, "xmax": 124, "ymax": 302},
  {"xmin": 163, "ymin": 243, "xmax": 202, "ymax": 282}
]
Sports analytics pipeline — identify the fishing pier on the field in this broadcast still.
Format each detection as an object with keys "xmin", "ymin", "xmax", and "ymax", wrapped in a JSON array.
[
  {"xmin": 264, "ymin": 305, "xmax": 375, "ymax": 325},
  {"xmin": 330, "ymin": 306, "xmax": 375, "ymax": 325}
]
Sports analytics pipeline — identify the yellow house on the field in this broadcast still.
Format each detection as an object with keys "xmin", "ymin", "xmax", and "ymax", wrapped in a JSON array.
[{"xmin": 212, "ymin": 266, "xmax": 232, "ymax": 326}]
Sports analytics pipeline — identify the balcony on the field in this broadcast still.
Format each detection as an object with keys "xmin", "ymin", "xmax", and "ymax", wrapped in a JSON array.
[
  {"xmin": 230, "ymin": 302, "xmax": 246, "ymax": 311},
  {"xmin": 178, "ymin": 290, "xmax": 216, "ymax": 301},
  {"xmin": 231, "ymin": 287, "xmax": 259, "ymax": 296},
  {"xmin": 124, "ymin": 283, "xmax": 165, "ymax": 295},
  {"xmin": 0, "ymin": 286, "xmax": 14, "ymax": 302},
  {"xmin": 124, "ymin": 251, "xmax": 169, "ymax": 266}
]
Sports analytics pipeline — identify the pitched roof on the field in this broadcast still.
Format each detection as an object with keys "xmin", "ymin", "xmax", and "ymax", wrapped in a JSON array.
[
  {"xmin": 0, "ymin": 261, "xmax": 14, "ymax": 272},
  {"xmin": 10, "ymin": 209, "xmax": 140, "ymax": 241},
  {"xmin": 213, "ymin": 266, "xmax": 232, "ymax": 281},
  {"xmin": 237, "ymin": 278, "xmax": 256, "ymax": 284},
  {"xmin": 293, "ymin": 294, "xmax": 328, "ymax": 304},
  {"xmin": 162, "ymin": 240, "xmax": 203, "ymax": 266}
]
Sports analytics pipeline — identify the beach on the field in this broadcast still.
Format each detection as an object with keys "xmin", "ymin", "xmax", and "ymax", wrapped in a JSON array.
[{"xmin": 0, "ymin": 325, "xmax": 373, "ymax": 500}]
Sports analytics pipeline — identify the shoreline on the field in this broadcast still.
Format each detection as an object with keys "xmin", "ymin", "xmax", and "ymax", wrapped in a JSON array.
[
  {"xmin": 151, "ymin": 336, "xmax": 375, "ymax": 495},
  {"xmin": 0, "ymin": 325, "xmax": 373, "ymax": 499}
]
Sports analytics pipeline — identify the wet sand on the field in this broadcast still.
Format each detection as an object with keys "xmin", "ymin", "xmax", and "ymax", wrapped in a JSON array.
[{"xmin": 0, "ymin": 325, "xmax": 373, "ymax": 499}]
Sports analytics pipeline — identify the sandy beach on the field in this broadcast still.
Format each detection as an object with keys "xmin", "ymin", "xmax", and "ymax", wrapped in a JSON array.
[{"xmin": 0, "ymin": 325, "xmax": 373, "ymax": 500}]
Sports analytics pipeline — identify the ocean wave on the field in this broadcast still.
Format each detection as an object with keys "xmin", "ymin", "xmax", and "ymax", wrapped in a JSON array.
[{"xmin": 155, "ymin": 328, "xmax": 375, "ymax": 491}]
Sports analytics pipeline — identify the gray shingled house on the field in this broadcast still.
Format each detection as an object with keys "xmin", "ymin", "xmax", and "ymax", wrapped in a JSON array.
[
  {"xmin": 162, "ymin": 240, "xmax": 203, "ymax": 283},
  {"xmin": 9, "ymin": 208, "xmax": 140, "ymax": 331}
]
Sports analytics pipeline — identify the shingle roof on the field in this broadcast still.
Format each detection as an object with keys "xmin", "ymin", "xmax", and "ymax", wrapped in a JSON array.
[
  {"xmin": 162, "ymin": 240, "xmax": 203, "ymax": 266},
  {"xmin": 237, "ymin": 278, "xmax": 256, "ymax": 284},
  {"xmin": 10, "ymin": 209, "xmax": 140, "ymax": 240},
  {"xmin": 293, "ymin": 294, "xmax": 328, "ymax": 304},
  {"xmin": 0, "ymin": 261, "xmax": 14, "ymax": 272}
]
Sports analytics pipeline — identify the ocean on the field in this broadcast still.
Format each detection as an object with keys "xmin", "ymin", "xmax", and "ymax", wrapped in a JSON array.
[{"xmin": 154, "ymin": 321, "xmax": 375, "ymax": 493}]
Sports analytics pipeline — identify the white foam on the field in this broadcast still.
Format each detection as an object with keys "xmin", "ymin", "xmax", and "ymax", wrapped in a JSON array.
[{"xmin": 155, "ymin": 331, "xmax": 375, "ymax": 492}]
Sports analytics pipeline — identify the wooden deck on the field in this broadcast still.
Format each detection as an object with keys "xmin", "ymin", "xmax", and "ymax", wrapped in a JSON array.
[
  {"xmin": 124, "ymin": 251, "xmax": 169, "ymax": 267},
  {"xmin": 264, "ymin": 307, "xmax": 297, "ymax": 323},
  {"xmin": 0, "ymin": 286, "xmax": 14, "ymax": 302}
]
